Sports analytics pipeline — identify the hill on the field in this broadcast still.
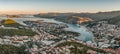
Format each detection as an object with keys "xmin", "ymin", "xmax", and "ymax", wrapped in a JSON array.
[
  {"xmin": 34, "ymin": 11, "xmax": 120, "ymax": 24},
  {"xmin": 75, "ymin": 11, "xmax": 120, "ymax": 21},
  {"xmin": 1, "ymin": 19, "xmax": 22, "ymax": 27},
  {"xmin": 7, "ymin": 15, "xmax": 21, "ymax": 18},
  {"xmin": 2, "ymin": 19, "xmax": 18, "ymax": 24},
  {"xmin": 107, "ymin": 15, "xmax": 120, "ymax": 25},
  {"xmin": 55, "ymin": 16, "xmax": 93, "ymax": 24},
  {"xmin": 0, "ymin": 19, "xmax": 38, "ymax": 36},
  {"xmin": 56, "ymin": 41, "xmax": 107, "ymax": 54}
]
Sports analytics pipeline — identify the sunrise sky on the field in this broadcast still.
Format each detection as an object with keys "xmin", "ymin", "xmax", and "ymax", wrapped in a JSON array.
[{"xmin": 0, "ymin": 0, "xmax": 120, "ymax": 14}]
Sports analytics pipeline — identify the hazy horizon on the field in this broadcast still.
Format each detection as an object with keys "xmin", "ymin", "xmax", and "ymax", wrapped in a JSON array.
[{"xmin": 0, "ymin": 0, "xmax": 120, "ymax": 14}]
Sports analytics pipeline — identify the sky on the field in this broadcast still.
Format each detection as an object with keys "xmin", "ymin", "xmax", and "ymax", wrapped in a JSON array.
[{"xmin": 0, "ymin": 0, "xmax": 120, "ymax": 14}]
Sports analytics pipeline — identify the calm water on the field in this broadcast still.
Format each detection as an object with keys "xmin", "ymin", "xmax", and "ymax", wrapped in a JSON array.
[{"xmin": 0, "ymin": 17, "xmax": 93, "ymax": 41}]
